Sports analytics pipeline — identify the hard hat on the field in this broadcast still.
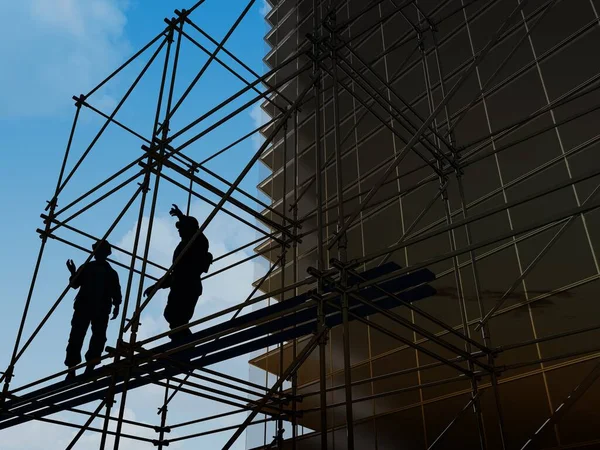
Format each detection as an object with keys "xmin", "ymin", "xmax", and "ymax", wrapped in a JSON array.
[
  {"xmin": 176, "ymin": 216, "xmax": 199, "ymax": 231},
  {"xmin": 92, "ymin": 240, "xmax": 112, "ymax": 257}
]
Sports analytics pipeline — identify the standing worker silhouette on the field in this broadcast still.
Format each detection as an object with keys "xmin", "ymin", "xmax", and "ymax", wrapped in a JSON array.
[
  {"xmin": 65, "ymin": 240, "xmax": 122, "ymax": 380},
  {"xmin": 144, "ymin": 204, "xmax": 212, "ymax": 342}
]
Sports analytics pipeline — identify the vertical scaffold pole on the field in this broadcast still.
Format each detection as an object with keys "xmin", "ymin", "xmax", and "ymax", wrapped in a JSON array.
[
  {"xmin": 432, "ymin": 12, "xmax": 509, "ymax": 446},
  {"xmin": 157, "ymin": 380, "xmax": 170, "ymax": 450},
  {"xmin": 277, "ymin": 119, "xmax": 289, "ymax": 450},
  {"xmin": 329, "ymin": 9, "xmax": 354, "ymax": 450},
  {"xmin": 291, "ymin": 107, "xmax": 299, "ymax": 450},
  {"xmin": 99, "ymin": 386, "xmax": 116, "ymax": 450},
  {"xmin": 112, "ymin": 20, "xmax": 179, "ymax": 450},
  {"xmin": 418, "ymin": 20, "xmax": 487, "ymax": 450},
  {"xmin": 313, "ymin": 0, "xmax": 328, "ymax": 448},
  {"xmin": 186, "ymin": 163, "xmax": 198, "ymax": 215},
  {"xmin": 291, "ymin": 4, "xmax": 301, "ymax": 446}
]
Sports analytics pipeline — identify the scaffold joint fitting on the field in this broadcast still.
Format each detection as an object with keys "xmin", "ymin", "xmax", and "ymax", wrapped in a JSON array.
[
  {"xmin": 138, "ymin": 180, "xmax": 151, "ymax": 193},
  {"xmin": 44, "ymin": 197, "xmax": 58, "ymax": 212},
  {"xmin": 36, "ymin": 228, "xmax": 53, "ymax": 241},
  {"xmin": 73, "ymin": 94, "xmax": 86, "ymax": 108},
  {"xmin": 174, "ymin": 8, "xmax": 189, "ymax": 23}
]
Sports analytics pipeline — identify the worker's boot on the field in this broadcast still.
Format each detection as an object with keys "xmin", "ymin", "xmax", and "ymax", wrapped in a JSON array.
[
  {"xmin": 83, "ymin": 364, "xmax": 96, "ymax": 377},
  {"xmin": 84, "ymin": 358, "xmax": 100, "ymax": 377},
  {"xmin": 65, "ymin": 368, "xmax": 76, "ymax": 382}
]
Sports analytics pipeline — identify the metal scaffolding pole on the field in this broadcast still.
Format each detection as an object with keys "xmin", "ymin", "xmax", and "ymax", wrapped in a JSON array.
[
  {"xmin": 222, "ymin": 328, "xmax": 328, "ymax": 450},
  {"xmin": 520, "ymin": 361, "xmax": 600, "ymax": 450},
  {"xmin": 311, "ymin": 1, "xmax": 329, "ymax": 448},
  {"xmin": 328, "ymin": 9, "xmax": 355, "ymax": 450}
]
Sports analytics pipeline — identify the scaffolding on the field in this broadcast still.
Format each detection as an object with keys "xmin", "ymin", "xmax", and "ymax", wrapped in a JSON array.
[{"xmin": 2, "ymin": 0, "xmax": 600, "ymax": 448}]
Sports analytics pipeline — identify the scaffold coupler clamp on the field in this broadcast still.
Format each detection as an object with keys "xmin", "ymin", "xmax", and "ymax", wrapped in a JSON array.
[
  {"xmin": 154, "ymin": 425, "xmax": 171, "ymax": 434},
  {"xmin": 36, "ymin": 227, "xmax": 54, "ymax": 241},
  {"xmin": 322, "ymin": 11, "xmax": 336, "ymax": 32},
  {"xmin": 440, "ymin": 181, "xmax": 450, "ymax": 201},
  {"xmin": 305, "ymin": 31, "xmax": 320, "ymax": 45},
  {"xmin": 0, "ymin": 366, "xmax": 15, "ymax": 383},
  {"xmin": 425, "ymin": 16, "xmax": 438, "ymax": 34},
  {"xmin": 494, "ymin": 364, "xmax": 507, "ymax": 377},
  {"xmin": 104, "ymin": 388, "xmax": 117, "ymax": 406},
  {"xmin": 73, "ymin": 94, "xmax": 86, "ymax": 109},
  {"xmin": 40, "ymin": 212, "xmax": 56, "ymax": 228},
  {"xmin": 417, "ymin": 30, "xmax": 426, "ymax": 53},
  {"xmin": 115, "ymin": 338, "xmax": 131, "ymax": 354},
  {"xmin": 157, "ymin": 118, "xmax": 171, "ymax": 134},
  {"xmin": 305, "ymin": 48, "xmax": 327, "ymax": 65},
  {"xmin": 451, "ymin": 153, "xmax": 464, "ymax": 178},
  {"xmin": 138, "ymin": 179, "xmax": 151, "ymax": 194},
  {"xmin": 272, "ymin": 427, "xmax": 285, "ymax": 446},
  {"xmin": 335, "ymin": 230, "xmax": 348, "ymax": 253},
  {"xmin": 174, "ymin": 8, "xmax": 189, "ymax": 24},
  {"xmin": 44, "ymin": 196, "xmax": 59, "ymax": 212},
  {"xmin": 189, "ymin": 162, "xmax": 199, "ymax": 175},
  {"xmin": 330, "ymin": 257, "xmax": 347, "ymax": 272},
  {"xmin": 151, "ymin": 132, "xmax": 169, "ymax": 150},
  {"xmin": 286, "ymin": 101, "xmax": 302, "ymax": 114},
  {"xmin": 306, "ymin": 265, "xmax": 319, "ymax": 277},
  {"xmin": 164, "ymin": 23, "xmax": 176, "ymax": 42},
  {"xmin": 330, "ymin": 257, "xmax": 360, "ymax": 272}
]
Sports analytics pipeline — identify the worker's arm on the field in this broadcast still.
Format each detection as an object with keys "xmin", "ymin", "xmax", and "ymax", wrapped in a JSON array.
[
  {"xmin": 111, "ymin": 269, "xmax": 122, "ymax": 320},
  {"xmin": 67, "ymin": 260, "xmax": 83, "ymax": 289},
  {"xmin": 169, "ymin": 204, "xmax": 185, "ymax": 221},
  {"xmin": 143, "ymin": 273, "xmax": 172, "ymax": 297}
]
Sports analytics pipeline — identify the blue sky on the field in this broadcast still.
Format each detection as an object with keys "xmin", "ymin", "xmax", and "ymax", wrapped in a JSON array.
[{"xmin": 0, "ymin": 1, "xmax": 279, "ymax": 448}]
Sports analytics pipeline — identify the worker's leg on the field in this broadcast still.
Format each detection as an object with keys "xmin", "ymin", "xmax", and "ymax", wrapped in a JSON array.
[
  {"xmin": 165, "ymin": 299, "xmax": 194, "ymax": 341},
  {"xmin": 86, "ymin": 308, "xmax": 110, "ymax": 369},
  {"xmin": 165, "ymin": 284, "xmax": 201, "ymax": 341},
  {"xmin": 65, "ymin": 307, "xmax": 91, "ymax": 368},
  {"xmin": 164, "ymin": 289, "xmax": 185, "ymax": 340}
]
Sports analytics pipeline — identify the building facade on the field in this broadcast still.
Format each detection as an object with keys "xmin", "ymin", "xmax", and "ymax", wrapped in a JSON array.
[{"xmin": 249, "ymin": 0, "xmax": 600, "ymax": 448}]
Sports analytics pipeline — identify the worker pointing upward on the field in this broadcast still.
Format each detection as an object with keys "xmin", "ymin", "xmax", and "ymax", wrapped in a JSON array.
[{"xmin": 144, "ymin": 204, "xmax": 212, "ymax": 342}]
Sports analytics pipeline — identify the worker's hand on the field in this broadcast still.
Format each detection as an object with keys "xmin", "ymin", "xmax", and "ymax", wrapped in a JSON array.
[
  {"xmin": 66, "ymin": 259, "xmax": 76, "ymax": 275},
  {"xmin": 111, "ymin": 305, "xmax": 120, "ymax": 321},
  {"xmin": 169, "ymin": 204, "xmax": 184, "ymax": 219},
  {"xmin": 143, "ymin": 284, "xmax": 156, "ymax": 297}
]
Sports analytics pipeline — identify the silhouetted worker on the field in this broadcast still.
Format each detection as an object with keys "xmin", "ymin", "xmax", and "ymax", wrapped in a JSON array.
[
  {"xmin": 144, "ymin": 204, "xmax": 212, "ymax": 342},
  {"xmin": 65, "ymin": 240, "xmax": 121, "ymax": 380}
]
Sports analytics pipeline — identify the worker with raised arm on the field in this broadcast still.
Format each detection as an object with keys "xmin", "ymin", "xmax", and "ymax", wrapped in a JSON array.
[
  {"xmin": 64, "ymin": 240, "xmax": 122, "ymax": 380},
  {"xmin": 144, "ymin": 204, "xmax": 212, "ymax": 342}
]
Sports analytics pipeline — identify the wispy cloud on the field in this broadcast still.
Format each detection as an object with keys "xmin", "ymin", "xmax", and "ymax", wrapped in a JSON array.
[
  {"xmin": 259, "ymin": 0, "xmax": 271, "ymax": 17},
  {"xmin": 0, "ymin": 405, "xmax": 167, "ymax": 450},
  {"xmin": 0, "ymin": 0, "xmax": 131, "ymax": 117},
  {"xmin": 249, "ymin": 103, "xmax": 270, "ymax": 151}
]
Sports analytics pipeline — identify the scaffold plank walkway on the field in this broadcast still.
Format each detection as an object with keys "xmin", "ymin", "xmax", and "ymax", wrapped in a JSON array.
[{"xmin": 0, "ymin": 263, "xmax": 436, "ymax": 431}]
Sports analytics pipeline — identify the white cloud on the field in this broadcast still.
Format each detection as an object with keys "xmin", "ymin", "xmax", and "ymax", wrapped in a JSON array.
[
  {"xmin": 250, "ymin": 103, "xmax": 270, "ymax": 151},
  {"xmin": 1, "ymin": 416, "xmax": 73, "ymax": 449},
  {"xmin": 259, "ymin": 0, "xmax": 271, "ymax": 17},
  {"xmin": 0, "ymin": 0, "xmax": 131, "ymax": 117},
  {"xmin": 0, "ymin": 407, "xmax": 162, "ymax": 450}
]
